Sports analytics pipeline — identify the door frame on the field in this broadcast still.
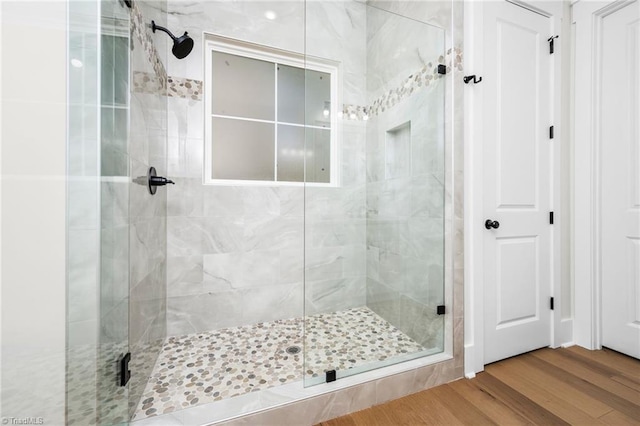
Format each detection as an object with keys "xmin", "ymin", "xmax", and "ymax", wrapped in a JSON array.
[
  {"xmin": 572, "ymin": 0, "xmax": 637, "ymax": 351},
  {"xmin": 464, "ymin": 0, "xmax": 569, "ymax": 376}
]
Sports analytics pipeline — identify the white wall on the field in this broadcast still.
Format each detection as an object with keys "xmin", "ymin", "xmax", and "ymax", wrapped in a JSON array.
[{"xmin": 0, "ymin": 1, "xmax": 67, "ymax": 423}]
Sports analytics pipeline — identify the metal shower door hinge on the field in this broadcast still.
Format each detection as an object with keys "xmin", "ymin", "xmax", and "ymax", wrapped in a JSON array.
[{"xmin": 120, "ymin": 352, "xmax": 131, "ymax": 386}]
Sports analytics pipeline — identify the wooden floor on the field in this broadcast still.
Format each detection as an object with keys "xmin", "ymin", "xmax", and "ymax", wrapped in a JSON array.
[{"xmin": 317, "ymin": 346, "xmax": 640, "ymax": 425}]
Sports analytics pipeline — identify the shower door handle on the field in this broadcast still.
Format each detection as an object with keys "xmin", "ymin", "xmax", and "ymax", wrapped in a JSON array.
[{"xmin": 485, "ymin": 219, "xmax": 500, "ymax": 229}]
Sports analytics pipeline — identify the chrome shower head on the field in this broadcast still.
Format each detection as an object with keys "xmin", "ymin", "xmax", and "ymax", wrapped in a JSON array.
[{"xmin": 151, "ymin": 20, "xmax": 194, "ymax": 59}]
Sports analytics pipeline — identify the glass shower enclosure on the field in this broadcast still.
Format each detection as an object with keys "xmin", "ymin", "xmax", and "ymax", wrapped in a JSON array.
[
  {"xmin": 66, "ymin": 0, "xmax": 449, "ymax": 422},
  {"xmin": 303, "ymin": 2, "xmax": 446, "ymax": 386}
]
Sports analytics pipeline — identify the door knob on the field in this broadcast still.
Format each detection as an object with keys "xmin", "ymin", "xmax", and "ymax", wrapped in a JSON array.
[{"xmin": 485, "ymin": 219, "xmax": 500, "ymax": 229}]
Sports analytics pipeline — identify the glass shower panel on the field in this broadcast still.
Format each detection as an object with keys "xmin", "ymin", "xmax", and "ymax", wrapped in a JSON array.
[
  {"xmin": 303, "ymin": 3, "xmax": 446, "ymax": 387},
  {"xmin": 66, "ymin": 0, "xmax": 131, "ymax": 424}
]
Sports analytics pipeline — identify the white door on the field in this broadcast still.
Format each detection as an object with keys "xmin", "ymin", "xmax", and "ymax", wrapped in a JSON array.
[
  {"xmin": 601, "ymin": 1, "xmax": 640, "ymax": 359},
  {"xmin": 482, "ymin": 1, "xmax": 553, "ymax": 364}
]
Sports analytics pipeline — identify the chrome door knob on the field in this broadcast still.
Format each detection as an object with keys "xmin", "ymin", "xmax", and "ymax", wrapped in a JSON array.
[{"xmin": 485, "ymin": 219, "xmax": 500, "ymax": 229}]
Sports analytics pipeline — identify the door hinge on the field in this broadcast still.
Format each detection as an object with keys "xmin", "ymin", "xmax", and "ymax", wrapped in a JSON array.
[
  {"xmin": 120, "ymin": 352, "xmax": 131, "ymax": 386},
  {"xmin": 550, "ymin": 211, "xmax": 554, "ymax": 224},
  {"xmin": 549, "ymin": 125, "xmax": 554, "ymax": 139},
  {"xmin": 437, "ymin": 305, "xmax": 446, "ymax": 315},
  {"xmin": 437, "ymin": 64, "xmax": 447, "ymax": 75},
  {"xmin": 548, "ymin": 35, "xmax": 559, "ymax": 54},
  {"xmin": 550, "ymin": 297, "xmax": 555, "ymax": 310},
  {"xmin": 326, "ymin": 370, "xmax": 337, "ymax": 383}
]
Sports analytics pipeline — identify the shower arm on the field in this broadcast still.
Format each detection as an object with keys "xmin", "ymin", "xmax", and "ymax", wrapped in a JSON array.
[{"xmin": 151, "ymin": 21, "xmax": 180, "ymax": 41}]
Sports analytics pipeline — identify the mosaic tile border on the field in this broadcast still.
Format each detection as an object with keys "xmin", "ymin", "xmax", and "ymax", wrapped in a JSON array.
[
  {"xmin": 167, "ymin": 76, "xmax": 203, "ymax": 100},
  {"xmin": 133, "ymin": 71, "xmax": 163, "ymax": 96},
  {"xmin": 142, "ymin": 48, "xmax": 463, "ymax": 120},
  {"xmin": 343, "ymin": 47, "xmax": 463, "ymax": 121},
  {"xmin": 130, "ymin": 1, "xmax": 167, "ymax": 92},
  {"xmin": 132, "ymin": 307, "xmax": 427, "ymax": 421}
]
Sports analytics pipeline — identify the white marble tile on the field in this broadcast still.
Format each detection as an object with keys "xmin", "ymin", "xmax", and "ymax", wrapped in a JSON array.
[
  {"xmin": 167, "ymin": 216, "xmax": 205, "ymax": 257},
  {"xmin": 167, "ymin": 136, "xmax": 204, "ymax": 178},
  {"xmin": 202, "ymin": 185, "xmax": 245, "ymax": 217},
  {"xmin": 304, "ymin": 247, "xmax": 344, "ymax": 282},
  {"xmin": 168, "ymin": 96, "xmax": 204, "ymax": 140},
  {"xmin": 366, "ymin": 6, "xmax": 444, "ymax": 101},
  {"xmin": 304, "ymin": 277, "xmax": 365, "ymax": 315},
  {"xmin": 166, "ymin": 291, "xmax": 242, "ymax": 336},
  {"xmin": 167, "ymin": 255, "xmax": 204, "ymax": 297},
  {"xmin": 241, "ymin": 282, "xmax": 303, "ymax": 325},
  {"xmin": 242, "ymin": 215, "xmax": 303, "ymax": 252}
]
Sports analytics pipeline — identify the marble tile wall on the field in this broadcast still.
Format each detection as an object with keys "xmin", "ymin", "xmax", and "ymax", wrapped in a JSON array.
[
  {"xmin": 364, "ymin": 9, "xmax": 446, "ymax": 350},
  {"xmin": 164, "ymin": 0, "xmax": 368, "ymax": 336},
  {"xmin": 127, "ymin": 0, "xmax": 169, "ymax": 418}
]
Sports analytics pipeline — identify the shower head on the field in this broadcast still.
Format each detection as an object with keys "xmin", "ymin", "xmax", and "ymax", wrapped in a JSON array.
[{"xmin": 151, "ymin": 20, "xmax": 194, "ymax": 59}]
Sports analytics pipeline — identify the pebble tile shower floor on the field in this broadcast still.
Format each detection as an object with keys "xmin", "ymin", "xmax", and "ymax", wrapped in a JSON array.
[{"xmin": 133, "ymin": 306, "xmax": 425, "ymax": 420}]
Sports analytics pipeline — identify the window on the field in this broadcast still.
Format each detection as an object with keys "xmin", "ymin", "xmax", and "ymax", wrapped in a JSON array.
[{"xmin": 204, "ymin": 34, "xmax": 339, "ymax": 186}]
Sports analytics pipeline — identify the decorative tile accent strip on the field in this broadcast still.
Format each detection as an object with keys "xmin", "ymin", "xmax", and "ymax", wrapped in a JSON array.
[
  {"xmin": 138, "ymin": 47, "xmax": 463, "ymax": 114},
  {"xmin": 167, "ymin": 76, "xmax": 203, "ymax": 100},
  {"xmin": 133, "ymin": 71, "xmax": 164, "ymax": 95},
  {"xmin": 129, "ymin": 1, "xmax": 167, "ymax": 92},
  {"xmin": 132, "ymin": 307, "xmax": 426, "ymax": 420},
  {"xmin": 343, "ymin": 47, "xmax": 463, "ymax": 121}
]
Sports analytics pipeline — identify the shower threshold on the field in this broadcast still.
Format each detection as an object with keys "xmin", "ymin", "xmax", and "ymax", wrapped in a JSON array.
[{"xmin": 132, "ymin": 306, "xmax": 426, "ymax": 421}]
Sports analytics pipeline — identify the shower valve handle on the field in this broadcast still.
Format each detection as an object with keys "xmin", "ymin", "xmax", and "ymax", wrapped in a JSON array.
[
  {"xmin": 147, "ymin": 166, "xmax": 174, "ymax": 195},
  {"xmin": 149, "ymin": 176, "xmax": 175, "ymax": 186}
]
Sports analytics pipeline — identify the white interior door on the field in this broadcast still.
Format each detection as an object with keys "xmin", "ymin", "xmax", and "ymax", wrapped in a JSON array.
[
  {"xmin": 482, "ymin": 1, "xmax": 553, "ymax": 365},
  {"xmin": 601, "ymin": 1, "xmax": 640, "ymax": 360}
]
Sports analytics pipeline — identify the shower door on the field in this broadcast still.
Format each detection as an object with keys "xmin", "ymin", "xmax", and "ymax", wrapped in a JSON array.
[
  {"xmin": 303, "ymin": 2, "xmax": 447, "ymax": 386},
  {"xmin": 67, "ymin": 0, "xmax": 131, "ymax": 423}
]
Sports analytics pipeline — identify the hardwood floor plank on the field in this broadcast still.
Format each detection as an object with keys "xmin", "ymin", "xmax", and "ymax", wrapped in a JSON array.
[
  {"xmin": 563, "ymin": 346, "xmax": 640, "ymax": 384},
  {"xmin": 447, "ymin": 378, "xmax": 533, "ymax": 425},
  {"xmin": 486, "ymin": 358, "xmax": 608, "ymax": 424},
  {"xmin": 503, "ymin": 354, "xmax": 614, "ymax": 418},
  {"xmin": 404, "ymin": 392, "xmax": 466, "ymax": 425},
  {"xmin": 429, "ymin": 383, "xmax": 497, "ymax": 425},
  {"xmin": 567, "ymin": 346, "xmax": 640, "ymax": 380},
  {"xmin": 473, "ymin": 371, "xmax": 570, "ymax": 425},
  {"xmin": 316, "ymin": 348, "xmax": 640, "ymax": 426},
  {"xmin": 613, "ymin": 375, "xmax": 640, "ymax": 393},
  {"xmin": 530, "ymin": 350, "xmax": 640, "ymax": 420},
  {"xmin": 317, "ymin": 417, "xmax": 357, "ymax": 426},
  {"xmin": 599, "ymin": 409, "xmax": 640, "ymax": 425},
  {"xmin": 337, "ymin": 404, "xmax": 399, "ymax": 426}
]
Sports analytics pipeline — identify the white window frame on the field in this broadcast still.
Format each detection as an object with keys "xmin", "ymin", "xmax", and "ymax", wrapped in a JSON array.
[{"xmin": 203, "ymin": 33, "xmax": 341, "ymax": 187}]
